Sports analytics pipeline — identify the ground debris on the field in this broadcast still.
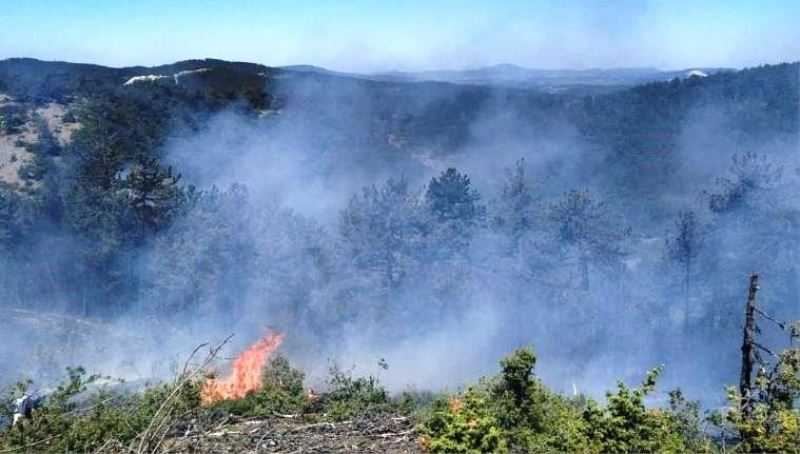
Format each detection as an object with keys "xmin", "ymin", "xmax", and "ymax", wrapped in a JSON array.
[{"xmin": 162, "ymin": 413, "xmax": 420, "ymax": 453}]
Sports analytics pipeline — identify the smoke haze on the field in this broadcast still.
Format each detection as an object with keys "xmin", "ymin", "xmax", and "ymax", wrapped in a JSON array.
[{"xmin": 0, "ymin": 61, "xmax": 798, "ymax": 412}]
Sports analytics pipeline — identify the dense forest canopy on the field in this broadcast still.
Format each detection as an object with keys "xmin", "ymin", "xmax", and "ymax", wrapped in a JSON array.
[{"xmin": 0, "ymin": 59, "xmax": 798, "ymax": 407}]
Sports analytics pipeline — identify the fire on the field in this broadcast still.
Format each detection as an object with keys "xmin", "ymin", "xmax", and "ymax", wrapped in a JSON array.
[{"xmin": 201, "ymin": 332, "xmax": 284, "ymax": 405}]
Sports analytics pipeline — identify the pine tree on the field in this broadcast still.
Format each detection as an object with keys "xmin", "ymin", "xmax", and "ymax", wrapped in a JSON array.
[
  {"xmin": 123, "ymin": 156, "xmax": 184, "ymax": 235},
  {"xmin": 426, "ymin": 168, "xmax": 482, "ymax": 225},
  {"xmin": 548, "ymin": 189, "xmax": 629, "ymax": 291},
  {"xmin": 491, "ymin": 159, "xmax": 541, "ymax": 257},
  {"xmin": 665, "ymin": 209, "xmax": 704, "ymax": 331}
]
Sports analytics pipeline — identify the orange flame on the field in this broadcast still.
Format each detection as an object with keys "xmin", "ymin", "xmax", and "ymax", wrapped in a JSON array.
[{"xmin": 201, "ymin": 332, "xmax": 284, "ymax": 405}]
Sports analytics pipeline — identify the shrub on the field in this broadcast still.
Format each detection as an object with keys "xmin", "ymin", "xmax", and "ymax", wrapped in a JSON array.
[
  {"xmin": 580, "ymin": 366, "xmax": 706, "ymax": 453},
  {"xmin": 209, "ymin": 353, "xmax": 308, "ymax": 417},
  {"xmin": 420, "ymin": 389, "xmax": 506, "ymax": 453},
  {"xmin": 489, "ymin": 346, "xmax": 587, "ymax": 451},
  {"xmin": 394, "ymin": 388, "xmax": 437, "ymax": 417},
  {"xmin": 205, "ymin": 355, "xmax": 395, "ymax": 421},
  {"xmin": 0, "ymin": 367, "xmax": 202, "ymax": 453},
  {"xmin": 713, "ymin": 348, "xmax": 800, "ymax": 453},
  {"xmin": 419, "ymin": 348, "xmax": 708, "ymax": 453},
  {"xmin": 419, "ymin": 347, "xmax": 589, "ymax": 453},
  {"xmin": 320, "ymin": 362, "xmax": 390, "ymax": 421}
]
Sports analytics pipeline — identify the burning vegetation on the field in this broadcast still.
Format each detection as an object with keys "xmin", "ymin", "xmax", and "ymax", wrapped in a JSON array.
[
  {"xmin": 200, "ymin": 332, "xmax": 284, "ymax": 405},
  {"xmin": 1, "ymin": 275, "xmax": 798, "ymax": 453}
]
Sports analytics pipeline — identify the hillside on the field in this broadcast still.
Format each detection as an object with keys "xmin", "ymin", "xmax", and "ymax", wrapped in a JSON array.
[
  {"xmin": 0, "ymin": 56, "xmax": 796, "ymax": 318},
  {"xmin": 0, "ymin": 58, "xmax": 798, "ymax": 453},
  {"xmin": 1, "ymin": 58, "xmax": 795, "ymax": 202}
]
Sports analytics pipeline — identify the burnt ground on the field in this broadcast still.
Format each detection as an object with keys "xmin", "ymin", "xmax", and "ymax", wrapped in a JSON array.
[{"xmin": 160, "ymin": 414, "xmax": 420, "ymax": 453}]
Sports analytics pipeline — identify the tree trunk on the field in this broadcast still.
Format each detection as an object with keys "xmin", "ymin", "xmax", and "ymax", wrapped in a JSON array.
[
  {"xmin": 739, "ymin": 273, "xmax": 759, "ymax": 419},
  {"xmin": 683, "ymin": 258, "xmax": 691, "ymax": 334},
  {"xmin": 579, "ymin": 255, "xmax": 589, "ymax": 291}
]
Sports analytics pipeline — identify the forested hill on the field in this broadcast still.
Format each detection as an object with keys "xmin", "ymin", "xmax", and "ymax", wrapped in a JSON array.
[
  {"xmin": 0, "ymin": 58, "xmax": 273, "ymax": 104},
  {"xmin": 1, "ymin": 58, "xmax": 796, "ymax": 158},
  {"xmin": 0, "ymin": 58, "xmax": 798, "ymax": 397},
  {"xmin": 1, "ymin": 58, "xmax": 797, "ymax": 195}
]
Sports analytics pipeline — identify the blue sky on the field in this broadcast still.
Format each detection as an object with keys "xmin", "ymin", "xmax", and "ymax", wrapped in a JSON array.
[{"xmin": 1, "ymin": 0, "xmax": 798, "ymax": 71}]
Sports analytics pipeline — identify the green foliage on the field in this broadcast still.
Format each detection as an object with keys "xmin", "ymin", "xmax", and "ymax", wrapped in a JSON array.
[
  {"xmin": 419, "ymin": 350, "xmax": 711, "ymax": 453},
  {"xmin": 2, "ymin": 348, "xmax": 796, "ymax": 453},
  {"xmin": 0, "ymin": 58, "xmax": 798, "ymax": 452},
  {"xmin": 0, "ymin": 367, "xmax": 202, "ymax": 453},
  {"xmin": 580, "ymin": 366, "xmax": 708, "ymax": 453},
  {"xmin": 420, "ymin": 347, "xmax": 587, "ymax": 453},
  {"xmin": 209, "ymin": 354, "xmax": 309, "ymax": 417},
  {"xmin": 0, "ymin": 183, "xmax": 36, "ymax": 250},
  {"xmin": 339, "ymin": 177, "xmax": 418, "ymax": 288},
  {"xmin": 426, "ymin": 167, "xmax": 482, "ymax": 225},
  {"xmin": 491, "ymin": 346, "xmax": 538, "ymax": 429},
  {"xmin": 123, "ymin": 156, "xmax": 185, "ymax": 233},
  {"xmin": 321, "ymin": 362, "xmax": 391, "ymax": 421},
  {"xmin": 205, "ymin": 355, "xmax": 421, "ymax": 424},
  {"xmin": 549, "ymin": 189, "xmax": 630, "ymax": 290},
  {"xmin": 31, "ymin": 113, "xmax": 60, "ymax": 156},
  {"xmin": 261, "ymin": 355, "xmax": 306, "ymax": 400},
  {"xmin": 0, "ymin": 103, "xmax": 27, "ymax": 134},
  {"xmin": 714, "ymin": 347, "xmax": 800, "ymax": 453},
  {"xmin": 667, "ymin": 389, "xmax": 710, "ymax": 451},
  {"xmin": 0, "ymin": 58, "xmax": 796, "ymax": 341},
  {"xmin": 490, "ymin": 158, "xmax": 542, "ymax": 255},
  {"xmin": 489, "ymin": 347, "xmax": 589, "ymax": 452},
  {"xmin": 709, "ymin": 152, "xmax": 783, "ymax": 214},
  {"xmin": 393, "ymin": 389, "xmax": 437, "ymax": 417},
  {"xmin": 420, "ymin": 389, "xmax": 506, "ymax": 453}
]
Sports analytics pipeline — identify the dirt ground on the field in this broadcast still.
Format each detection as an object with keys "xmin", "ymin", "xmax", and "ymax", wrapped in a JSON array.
[
  {"xmin": 162, "ymin": 414, "xmax": 421, "ymax": 453},
  {"xmin": 0, "ymin": 95, "xmax": 78, "ymax": 187}
]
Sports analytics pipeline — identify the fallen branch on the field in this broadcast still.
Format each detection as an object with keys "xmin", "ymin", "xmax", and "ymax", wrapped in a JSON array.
[
  {"xmin": 369, "ymin": 428, "xmax": 417, "ymax": 438},
  {"xmin": 208, "ymin": 430, "xmax": 243, "ymax": 437},
  {"xmin": 284, "ymin": 420, "xmax": 350, "ymax": 432}
]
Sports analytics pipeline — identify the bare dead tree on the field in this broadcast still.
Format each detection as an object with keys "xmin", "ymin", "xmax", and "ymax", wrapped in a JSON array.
[
  {"xmin": 739, "ymin": 273, "xmax": 758, "ymax": 417},
  {"xmin": 738, "ymin": 273, "xmax": 796, "ymax": 421}
]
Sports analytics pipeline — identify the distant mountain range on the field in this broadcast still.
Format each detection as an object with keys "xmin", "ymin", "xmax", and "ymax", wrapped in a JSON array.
[
  {"xmin": 0, "ymin": 57, "xmax": 736, "ymax": 98},
  {"xmin": 282, "ymin": 63, "xmax": 732, "ymax": 93}
]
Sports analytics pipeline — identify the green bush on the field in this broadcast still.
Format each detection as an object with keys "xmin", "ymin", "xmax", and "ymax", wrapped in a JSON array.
[
  {"xmin": 579, "ymin": 366, "xmax": 712, "ymax": 453},
  {"xmin": 420, "ymin": 388, "xmax": 506, "ymax": 453},
  {"xmin": 320, "ymin": 362, "xmax": 391, "ymax": 421},
  {"xmin": 203, "ymin": 355, "xmax": 396, "ymax": 422},
  {"xmin": 209, "ymin": 354, "xmax": 309, "ymax": 417},
  {"xmin": 394, "ymin": 388, "xmax": 437, "ymax": 417},
  {"xmin": 419, "ymin": 347, "xmax": 710, "ymax": 453},
  {"xmin": 712, "ymin": 348, "xmax": 800, "ymax": 453},
  {"xmin": 0, "ymin": 105, "xmax": 27, "ymax": 134},
  {"xmin": 0, "ymin": 367, "xmax": 202, "ymax": 453},
  {"xmin": 14, "ymin": 346, "xmax": 797, "ymax": 453},
  {"xmin": 419, "ymin": 347, "xmax": 588, "ymax": 453}
]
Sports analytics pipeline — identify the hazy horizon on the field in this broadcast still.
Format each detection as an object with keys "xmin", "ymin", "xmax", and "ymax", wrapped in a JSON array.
[
  {"xmin": 1, "ymin": 0, "xmax": 798, "ymax": 73},
  {"xmin": 0, "ymin": 55, "xmax": 759, "ymax": 74}
]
